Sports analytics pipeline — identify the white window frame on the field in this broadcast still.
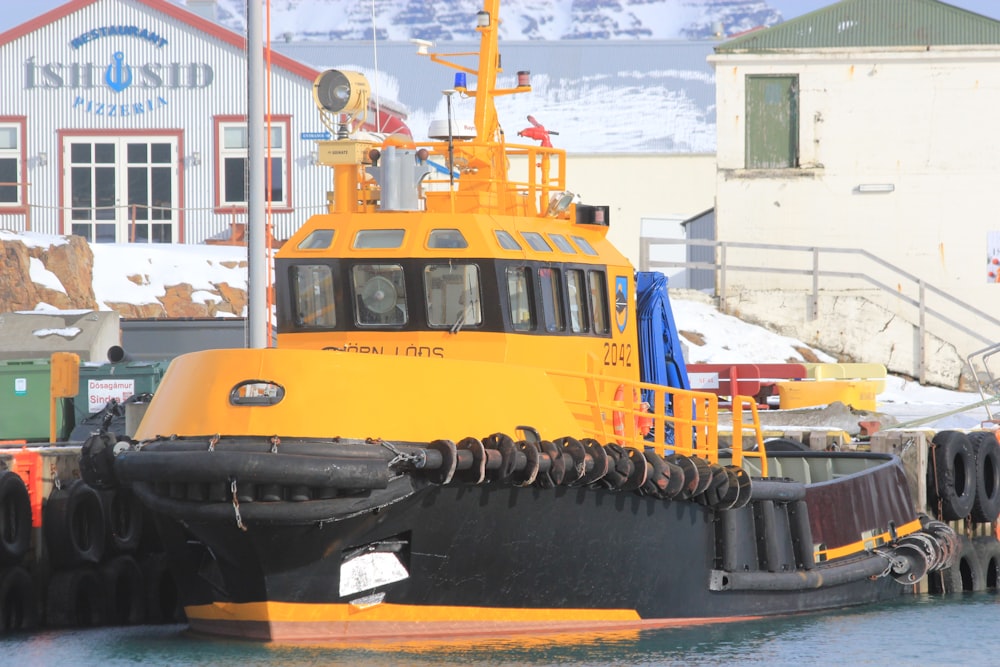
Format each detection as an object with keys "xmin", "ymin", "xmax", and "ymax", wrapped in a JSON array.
[
  {"xmin": 0, "ymin": 119, "xmax": 25, "ymax": 208},
  {"xmin": 215, "ymin": 116, "xmax": 291, "ymax": 211}
]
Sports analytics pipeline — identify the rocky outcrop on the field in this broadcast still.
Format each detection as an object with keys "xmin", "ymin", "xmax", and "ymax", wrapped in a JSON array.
[{"xmin": 0, "ymin": 235, "xmax": 247, "ymax": 318}]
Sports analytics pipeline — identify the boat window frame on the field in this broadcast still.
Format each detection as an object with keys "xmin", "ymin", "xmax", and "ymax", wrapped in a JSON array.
[
  {"xmin": 521, "ymin": 231, "xmax": 552, "ymax": 252},
  {"xmin": 566, "ymin": 268, "xmax": 589, "ymax": 333},
  {"xmin": 538, "ymin": 266, "xmax": 566, "ymax": 333},
  {"xmin": 588, "ymin": 270, "xmax": 611, "ymax": 334},
  {"xmin": 423, "ymin": 263, "xmax": 483, "ymax": 329},
  {"xmin": 289, "ymin": 263, "xmax": 338, "ymax": 329},
  {"xmin": 427, "ymin": 228, "xmax": 468, "ymax": 249},
  {"xmin": 353, "ymin": 229, "xmax": 405, "ymax": 249},
  {"xmin": 506, "ymin": 266, "xmax": 536, "ymax": 332},
  {"xmin": 352, "ymin": 263, "xmax": 408, "ymax": 327},
  {"xmin": 571, "ymin": 235, "xmax": 599, "ymax": 256},
  {"xmin": 494, "ymin": 229, "xmax": 521, "ymax": 250},
  {"xmin": 548, "ymin": 233, "xmax": 577, "ymax": 254},
  {"xmin": 296, "ymin": 228, "xmax": 335, "ymax": 250}
]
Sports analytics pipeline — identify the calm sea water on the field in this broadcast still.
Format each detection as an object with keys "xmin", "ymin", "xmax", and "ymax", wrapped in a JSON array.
[{"xmin": 4, "ymin": 593, "xmax": 1000, "ymax": 666}]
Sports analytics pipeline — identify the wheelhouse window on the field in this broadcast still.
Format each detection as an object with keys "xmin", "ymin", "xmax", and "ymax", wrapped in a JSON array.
[
  {"xmin": 745, "ymin": 75, "xmax": 799, "ymax": 169},
  {"xmin": 353, "ymin": 264, "xmax": 407, "ymax": 326},
  {"xmin": 353, "ymin": 229, "xmax": 405, "ymax": 249},
  {"xmin": 424, "ymin": 264, "xmax": 481, "ymax": 328},
  {"xmin": 566, "ymin": 269, "xmax": 589, "ymax": 333},
  {"xmin": 571, "ymin": 235, "xmax": 598, "ymax": 256},
  {"xmin": 548, "ymin": 234, "xmax": 576, "ymax": 254},
  {"xmin": 0, "ymin": 122, "xmax": 23, "ymax": 207},
  {"xmin": 588, "ymin": 271, "xmax": 610, "ymax": 334},
  {"xmin": 291, "ymin": 264, "xmax": 337, "ymax": 328},
  {"xmin": 538, "ymin": 267, "xmax": 565, "ymax": 332},
  {"xmin": 506, "ymin": 267, "xmax": 535, "ymax": 331},
  {"xmin": 427, "ymin": 228, "xmax": 468, "ymax": 249},
  {"xmin": 495, "ymin": 230, "xmax": 521, "ymax": 250},
  {"xmin": 297, "ymin": 229, "xmax": 335, "ymax": 250},
  {"xmin": 522, "ymin": 232, "xmax": 552, "ymax": 252},
  {"xmin": 216, "ymin": 117, "xmax": 290, "ymax": 209}
]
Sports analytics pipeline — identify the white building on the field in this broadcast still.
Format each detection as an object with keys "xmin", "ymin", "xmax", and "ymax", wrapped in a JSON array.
[
  {"xmin": 0, "ymin": 0, "xmax": 405, "ymax": 244},
  {"xmin": 709, "ymin": 0, "xmax": 1000, "ymax": 386}
]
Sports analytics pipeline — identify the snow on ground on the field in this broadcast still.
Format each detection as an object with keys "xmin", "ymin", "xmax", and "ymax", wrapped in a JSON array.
[{"xmin": 6, "ymin": 230, "xmax": 996, "ymax": 430}]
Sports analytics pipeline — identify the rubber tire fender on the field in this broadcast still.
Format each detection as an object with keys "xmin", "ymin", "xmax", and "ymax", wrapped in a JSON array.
[
  {"xmin": 45, "ymin": 567, "xmax": 106, "ymax": 628},
  {"xmin": 968, "ymin": 431, "xmax": 1000, "ymax": 524},
  {"xmin": 0, "ymin": 566, "xmax": 38, "ymax": 633},
  {"xmin": 928, "ymin": 430, "xmax": 976, "ymax": 521},
  {"xmin": 101, "ymin": 488, "xmax": 143, "ymax": 554},
  {"xmin": 973, "ymin": 535, "xmax": 1000, "ymax": 591},
  {"xmin": 101, "ymin": 554, "xmax": 146, "ymax": 626},
  {"xmin": 43, "ymin": 480, "xmax": 107, "ymax": 568},
  {"xmin": 0, "ymin": 471, "xmax": 31, "ymax": 566},
  {"xmin": 931, "ymin": 534, "xmax": 985, "ymax": 594},
  {"xmin": 140, "ymin": 552, "xmax": 185, "ymax": 624}
]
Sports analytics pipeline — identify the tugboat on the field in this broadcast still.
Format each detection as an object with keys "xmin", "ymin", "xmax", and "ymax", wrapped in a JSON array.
[{"xmin": 87, "ymin": 0, "xmax": 958, "ymax": 641}]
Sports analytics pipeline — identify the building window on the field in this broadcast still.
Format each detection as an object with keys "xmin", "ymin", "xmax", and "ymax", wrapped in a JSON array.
[
  {"xmin": 215, "ymin": 116, "xmax": 290, "ymax": 210},
  {"xmin": 0, "ymin": 121, "xmax": 24, "ymax": 207},
  {"xmin": 745, "ymin": 75, "xmax": 798, "ymax": 169}
]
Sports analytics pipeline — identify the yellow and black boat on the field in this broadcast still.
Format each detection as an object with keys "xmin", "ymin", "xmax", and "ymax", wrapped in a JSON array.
[{"xmin": 86, "ymin": 0, "xmax": 958, "ymax": 642}]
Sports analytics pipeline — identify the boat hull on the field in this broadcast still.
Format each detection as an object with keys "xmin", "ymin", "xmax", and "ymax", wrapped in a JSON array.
[{"xmin": 135, "ymin": 464, "xmax": 911, "ymax": 642}]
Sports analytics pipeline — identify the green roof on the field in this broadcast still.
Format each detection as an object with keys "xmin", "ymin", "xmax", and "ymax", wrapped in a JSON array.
[{"xmin": 716, "ymin": 0, "xmax": 1000, "ymax": 52}]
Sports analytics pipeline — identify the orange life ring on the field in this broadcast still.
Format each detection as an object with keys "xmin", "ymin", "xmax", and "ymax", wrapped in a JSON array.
[{"xmin": 613, "ymin": 385, "xmax": 652, "ymax": 444}]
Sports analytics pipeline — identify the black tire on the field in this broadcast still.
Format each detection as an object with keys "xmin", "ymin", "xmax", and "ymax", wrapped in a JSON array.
[
  {"xmin": 101, "ymin": 489, "xmax": 143, "ymax": 554},
  {"xmin": 45, "ymin": 567, "xmax": 106, "ymax": 628},
  {"xmin": 101, "ymin": 555, "xmax": 145, "ymax": 626},
  {"xmin": 928, "ymin": 430, "xmax": 976, "ymax": 521},
  {"xmin": 969, "ymin": 432, "xmax": 1000, "ymax": 523},
  {"xmin": 0, "ymin": 566, "xmax": 38, "ymax": 633},
  {"xmin": 43, "ymin": 480, "xmax": 106, "ymax": 568},
  {"xmin": 973, "ymin": 535, "xmax": 1000, "ymax": 591},
  {"xmin": 0, "ymin": 472, "xmax": 31, "ymax": 566},
  {"xmin": 930, "ymin": 535, "xmax": 985, "ymax": 594},
  {"xmin": 140, "ymin": 552, "xmax": 185, "ymax": 624}
]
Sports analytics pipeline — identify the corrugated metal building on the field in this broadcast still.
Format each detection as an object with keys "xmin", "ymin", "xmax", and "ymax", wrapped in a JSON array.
[{"xmin": 0, "ymin": 0, "xmax": 407, "ymax": 244}]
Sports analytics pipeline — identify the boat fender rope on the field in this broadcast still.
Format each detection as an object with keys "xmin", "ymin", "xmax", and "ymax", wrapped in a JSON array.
[
  {"xmin": 208, "ymin": 434, "xmax": 220, "ymax": 452},
  {"xmin": 230, "ymin": 478, "xmax": 247, "ymax": 532},
  {"xmin": 270, "ymin": 435, "xmax": 281, "ymax": 454}
]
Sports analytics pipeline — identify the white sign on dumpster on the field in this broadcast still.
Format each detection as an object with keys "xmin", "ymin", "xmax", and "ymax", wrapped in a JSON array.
[{"xmin": 88, "ymin": 379, "xmax": 136, "ymax": 412}]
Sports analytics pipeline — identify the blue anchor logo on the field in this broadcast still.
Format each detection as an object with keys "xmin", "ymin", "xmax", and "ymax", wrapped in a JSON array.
[{"xmin": 104, "ymin": 51, "xmax": 133, "ymax": 93}]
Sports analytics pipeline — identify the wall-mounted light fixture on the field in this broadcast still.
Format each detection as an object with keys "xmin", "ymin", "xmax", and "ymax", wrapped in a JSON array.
[
  {"xmin": 309, "ymin": 151, "xmax": 318, "ymax": 166},
  {"xmin": 857, "ymin": 183, "xmax": 894, "ymax": 193},
  {"xmin": 37, "ymin": 152, "xmax": 47, "ymax": 167},
  {"xmin": 191, "ymin": 151, "xmax": 202, "ymax": 166},
  {"xmin": 476, "ymin": 10, "xmax": 491, "ymax": 28}
]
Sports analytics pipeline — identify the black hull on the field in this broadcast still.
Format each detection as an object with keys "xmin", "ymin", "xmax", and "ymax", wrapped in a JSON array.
[{"xmin": 134, "ymin": 464, "xmax": 917, "ymax": 641}]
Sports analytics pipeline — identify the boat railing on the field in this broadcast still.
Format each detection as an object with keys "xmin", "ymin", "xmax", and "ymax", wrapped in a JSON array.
[
  {"xmin": 365, "ymin": 139, "xmax": 568, "ymax": 217},
  {"xmin": 545, "ymin": 370, "xmax": 768, "ymax": 475}
]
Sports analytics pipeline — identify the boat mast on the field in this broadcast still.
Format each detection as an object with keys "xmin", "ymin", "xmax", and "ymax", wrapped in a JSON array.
[{"xmin": 247, "ymin": 0, "xmax": 268, "ymax": 348}]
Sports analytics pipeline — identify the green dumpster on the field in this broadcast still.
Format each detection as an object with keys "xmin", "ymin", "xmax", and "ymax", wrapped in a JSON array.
[
  {"xmin": 0, "ymin": 358, "xmax": 66, "ymax": 442},
  {"xmin": 74, "ymin": 360, "xmax": 171, "ymax": 425}
]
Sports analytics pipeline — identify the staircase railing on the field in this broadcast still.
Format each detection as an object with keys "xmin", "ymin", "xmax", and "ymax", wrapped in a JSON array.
[{"xmin": 639, "ymin": 237, "xmax": 1000, "ymax": 384}]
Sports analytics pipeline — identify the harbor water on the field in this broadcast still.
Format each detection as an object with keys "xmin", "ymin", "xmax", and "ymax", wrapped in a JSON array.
[{"xmin": 3, "ymin": 592, "xmax": 999, "ymax": 666}]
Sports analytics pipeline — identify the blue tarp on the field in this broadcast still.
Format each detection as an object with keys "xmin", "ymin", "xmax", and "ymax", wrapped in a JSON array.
[{"xmin": 636, "ymin": 270, "xmax": 691, "ymax": 399}]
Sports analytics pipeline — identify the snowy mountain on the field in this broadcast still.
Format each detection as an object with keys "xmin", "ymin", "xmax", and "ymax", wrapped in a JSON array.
[{"xmin": 186, "ymin": 0, "xmax": 783, "ymax": 42}]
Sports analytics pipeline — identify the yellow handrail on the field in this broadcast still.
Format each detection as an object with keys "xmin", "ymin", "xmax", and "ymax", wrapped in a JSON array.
[{"xmin": 545, "ymin": 371, "xmax": 767, "ymax": 473}]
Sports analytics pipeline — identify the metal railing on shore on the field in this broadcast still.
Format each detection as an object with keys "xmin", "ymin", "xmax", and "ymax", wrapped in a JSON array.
[{"xmin": 640, "ymin": 237, "xmax": 1000, "ymax": 384}]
